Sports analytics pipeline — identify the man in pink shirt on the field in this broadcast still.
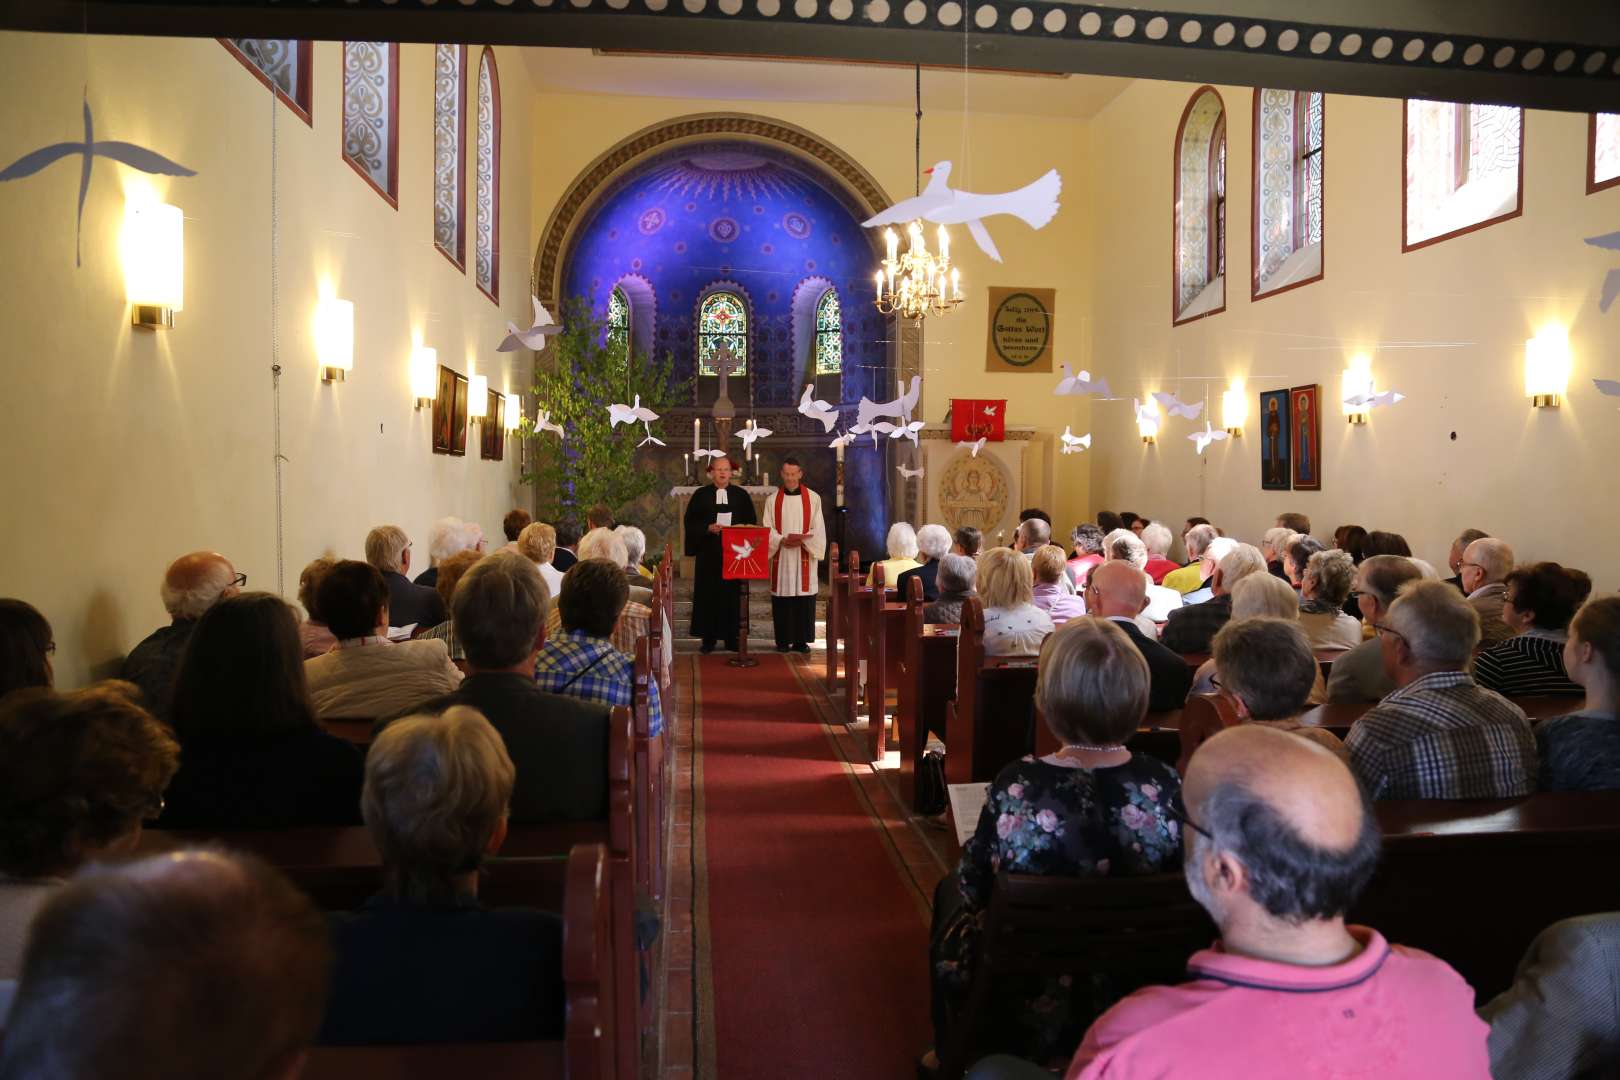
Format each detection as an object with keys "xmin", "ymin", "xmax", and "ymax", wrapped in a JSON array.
[{"xmin": 1061, "ymin": 725, "xmax": 1491, "ymax": 1078}]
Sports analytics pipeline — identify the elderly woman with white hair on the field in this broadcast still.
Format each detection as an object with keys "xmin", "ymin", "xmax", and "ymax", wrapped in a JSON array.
[
  {"xmin": 551, "ymin": 529, "xmax": 651, "ymax": 656},
  {"xmin": 1189, "ymin": 572, "xmax": 1330, "ymax": 704},
  {"xmin": 1140, "ymin": 522, "xmax": 1179, "ymax": 585},
  {"xmin": 615, "ymin": 525, "xmax": 654, "ymax": 583},
  {"xmin": 414, "ymin": 517, "xmax": 486, "ymax": 589},
  {"xmin": 1299, "ymin": 549, "xmax": 1364, "ymax": 651},
  {"xmin": 925, "ymin": 554, "xmax": 977, "ymax": 625},
  {"xmin": 977, "ymin": 548, "xmax": 1054, "ymax": 657},
  {"xmin": 896, "ymin": 524, "xmax": 953, "ymax": 602},
  {"xmin": 867, "ymin": 522, "xmax": 923, "ymax": 590}
]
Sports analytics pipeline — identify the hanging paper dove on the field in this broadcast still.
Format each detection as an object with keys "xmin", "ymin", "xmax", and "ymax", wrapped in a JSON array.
[
  {"xmin": 876, "ymin": 419, "xmax": 926, "ymax": 445},
  {"xmin": 0, "ymin": 96, "xmax": 197, "ymax": 267},
  {"xmin": 829, "ymin": 431, "xmax": 857, "ymax": 450},
  {"xmin": 693, "ymin": 448, "xmax": 728, "ymax": 460},
  {"xmin": 1054, "ymin": 365, "xmax": 1112, "ymax": 398},
  {"xmin": 735, "ymin": 424, "xmax": 774, "ymax": 451},
  {"xmin": 636, "ymin": 421, "xmax": 665, "ymax": 448},
  {"xmin": 1342, "ymin": 389, "xmax": 1406, "ymax": 410},
  {"xmin": 1585, "ymin": 232, "xmax": 1620, "ymax": 313},
  {"xmin": 862, "ymin": 161, "xmax": 1062, "ymax": 263},
  {"xmin": 534, "ymin": 409, "xmax": 566, "ymax": 440},
  {"xmin": 1059, "ymin": 426, "xmax": 1091, "ymax": 455},
  {"xmin": 1188, "ymin": 420, "xmax": 1231, "ymax": 455},
  {"xmin": 798, "ymin": 384, "xmax": 840, "ymax": 433},
  {"xmin": 497, "ymin": 296, "xmax": 564, "ymax": 352},
  {"xmin": 850, "ymin": 421, "xmax": 882, "ymax": 448},
  {"xmin": 897, "ymin": 464, "xmax": 926, "ymax": 479},
  {"xmin": 1151, "ymin": 392, "xmax": 1205, "ymax": 420},
  {"xmin": 856, "ymin": 375, "xmax": 922, "ymax": 427},
  {"xmin": 608, "ymin": 395, "xmax": 659, "ymax": 428},
  {"xmin": 957, "ymin": 437, "xmax": 987, "ymax": 457}
]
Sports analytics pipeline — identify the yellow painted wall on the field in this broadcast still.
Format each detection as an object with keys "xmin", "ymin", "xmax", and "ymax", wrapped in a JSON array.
[
  {"xmin": 1085, "ymin": 80, "xmax": 1620, "ymax": 581},
  {"xmin": 0, "ymin": 33, "xmax": 538, "ymax": 687},
  {"xmin": 528, "ymin": 90, "xmax": 1095, "ymax": 533}
]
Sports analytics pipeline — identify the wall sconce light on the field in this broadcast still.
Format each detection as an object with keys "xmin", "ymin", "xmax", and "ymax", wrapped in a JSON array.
[
  {"xmin": 504, "ymin": 393, "xmax": 523, "ymax": 431},
  {"xmin": 121, "ymin": 201, "xmax": 184, "ymax": 330},
  {"xmin": 1525, "ymin": 327, "xmax": 1571, "ymax": 408},
  {"xmin": 1342, "ymin": 355, "xmax": 1374, "ymax": 425},
  {"xmin": 315, "ymin": 298, "xmax": 354, "ymax": 383},
  {"xmin": 410, "ymin": 346, "xmax": 437, "ymax": 409},
  {"xmin": 1137, "ymin": 397, "xmax": 1160, "ymax": 444},
  {"xmin": 1221, "ymin": 384, "xmax": 1247, "ymax": 437},
  {"xmin": 468, "ymin": 374, "xmax": 488, "ymax": 423}
]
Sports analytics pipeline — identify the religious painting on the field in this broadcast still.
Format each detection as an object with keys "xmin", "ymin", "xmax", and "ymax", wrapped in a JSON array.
[
  {"xmin": 481, "ymin": 389, "xmax": 505, "ymax": 461},
  {"xmin": 937, "ymin": 450, "xmax": 1011, "ymax": 537},
  {"xmin": 985, "ymin": 287, "xmax": 1055, "ymax": 373},
  {"xmin": 432, "ymin": 364, "xmax": 468, "ymax": 457},
  {"xmin": 1290, "ymin": 383, "xmax": 1322, "ymax": 491},
  {"xmin": 1259, "ymin": 388, "xmax": 1291, "ymax": 491}
]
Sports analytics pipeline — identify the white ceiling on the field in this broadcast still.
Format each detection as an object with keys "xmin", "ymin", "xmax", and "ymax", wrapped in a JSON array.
[{"xmin": 522, "ymin": 48, "xmax": 1132, "ymax": 118}]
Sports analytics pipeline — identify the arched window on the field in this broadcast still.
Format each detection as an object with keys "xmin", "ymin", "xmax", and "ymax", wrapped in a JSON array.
[
  {"xmin": 698, "ymin": 291, "xmax": 747, "ymax": 376},
  {"xmin": 341, "ymin": 42, "xmax": 399, "ymax": 207},
  {"xmin": 222, "ymin": 40, "xmax": 312, "ymax": 124},
  {"xmin": 474, "ymin": 48, "xmax": 501, "ymax": 302},
  {"xmin": 606, "ymin": 285, "xmax": 630, "ymax": 363},
  {"xmin": 1253, "ymin": 89, "xmax": 1325, "ymax": 299},
  {"xmin": 432, "ymin": 44, "xmax": 467, "ymax": 270},
  {"xmin": 1403, "ymin": 100, "xmax": 1522, "ymax": 251},
  {"xmin": 1591, "ymin": 113, "xmax": 1620, "ymax": 194},
  {"xmin": 1173, "ymin": 87, "xmax": 1227, "ymax": 324},
  {"xmin": 814, "ymin": 288, "xmax": 842, "ymax": 375}
]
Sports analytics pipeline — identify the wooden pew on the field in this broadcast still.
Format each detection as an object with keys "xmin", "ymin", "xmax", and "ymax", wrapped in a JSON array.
[
  {"xmin": 943, "ymin": 597, "xmax": 1041, "ymax": 786},
  {"xmin": 825, "ymin": 541, "xmax": 842, "ymax": 690},
  {"xmin": 842, "ymin": 548, "xmax": 863, "ymax": 725},
  {"xmin": 300, "ymin": 841, "xmax": 618, "ymax": 1080},
  {"xmin": 895, "ymin": 576, "xmax": 962, "ymax": 808},
  {"xmin": 634, "ymin": 636, "xmax": 666, "ymax": 902},
  {"xmin": 860, "ymin": 564, "xmax": 909, "ymax": 761}
]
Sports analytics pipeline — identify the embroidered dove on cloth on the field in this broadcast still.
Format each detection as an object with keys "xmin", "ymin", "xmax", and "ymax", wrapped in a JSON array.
[
  {"xmin": 534, "ymin": 409, "xmax": 565, "ymax": 440},
  {"xmin": 862, "ymin": 161, "xmax": 1062, "ymax": 263},
  {"xmin": 498, "ymin": 296, "xmax": 564, "ymax": 352},
  {"xmin": 957, "ymin": 437, "xmax": 987, "ymax": 457},
  {"xmin": 608, "ymin": 395, "xmax": 659, "ymax": 428},
  {"xmin": 897, "ymin": 464, "xmax": 926, "ymax": 479},
  {"xmin": 735, "ymin": 424, "xmax": 774, "ymax": 451},
  {"xmin": 1342, "ymin": 389, "xmax": 1406, "ymax": 410},
  {"xmin": 730, "ymin": 538, "xmax": 757, "ymax": 562},
  {"xmin": 1060, "ymin": 426, "xmax": 1091, "ymax": 455},
  {"xmin": 1055, "ymin": 365, "xmax": 1113, "ymax": 398},
  {"xmin": 1151, "ymin": 391, "xmax": 1205, "ymax": 420},
  {"xmin": 1189, "ymin": 420, "xmax": 1231, "ymax": 455},
  {"xmin": 857, "ymin": 376, "xmax": 922, "ymax": 427},
  {"xmin": 798, "ymin": 384, "xmax": 840, "ymax": 433}
]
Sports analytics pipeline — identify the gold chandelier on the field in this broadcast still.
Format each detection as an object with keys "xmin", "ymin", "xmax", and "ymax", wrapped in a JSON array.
[{"xmin": 873, "ymin": 221, "xmax": 962, "ymax": 321}]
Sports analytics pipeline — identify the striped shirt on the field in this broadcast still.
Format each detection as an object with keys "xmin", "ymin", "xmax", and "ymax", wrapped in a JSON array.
[
  {"xmin": 1472, "ymin": 629, "xmax": 1581, "ymax": 697},
  {"xmin": 1346, "ymin": 670, "xmax": 1536, "ymax": 800}
]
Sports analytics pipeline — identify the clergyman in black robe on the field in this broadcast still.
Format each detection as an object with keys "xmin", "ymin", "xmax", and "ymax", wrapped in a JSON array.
[{"xmin": 683, "ymin": 455, "xmax": 758, "ymax": 653}]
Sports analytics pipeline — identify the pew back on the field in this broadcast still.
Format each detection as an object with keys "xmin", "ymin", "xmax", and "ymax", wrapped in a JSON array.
[
  {"xmin": 825, "ymin": 541, "xmax": 842, "ymax": 688},
  {"xmin": 943, "ymin": 597, "xmax": 1040, "ymax": 786},
  {"xmin": 842, "ymin": 548, "xmax": 862, "ymax": 725}
]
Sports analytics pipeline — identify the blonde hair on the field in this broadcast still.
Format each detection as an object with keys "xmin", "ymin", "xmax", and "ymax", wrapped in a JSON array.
[
  {"xmin": 978, "ymin": 547, "xmax": 1033, "ymax": 610},
  {"xmin": 517, "ymin": 522, "xmax": 557, "ymax": 565},
  {"xmin": 363, "ymin": 706, "xmax": 515, "ymax": 904},
  {"xmin": 1230, "ymin": 572, "xmax": 1300, "ymax": 620},
  {"xmin": 1036, "ymin": 618, "xmax": 1150, "ymax": 744},
  {"xmin": 1031, "ymin": 545, "xmax": 1069, "ymax": 585}
]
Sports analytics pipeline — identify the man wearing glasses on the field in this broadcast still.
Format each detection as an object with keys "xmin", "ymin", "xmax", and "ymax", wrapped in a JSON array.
[
  {"xmin": 120, "ymin": 551, "xmax": 244, "ymax": 719},
  {"xmin": 1458, "ymin": 536, "xmax": 1516, "ymax": 645},
  {"xmin": 1326, "ymin": 555, "xmax": 1424, "ymax": 704}
]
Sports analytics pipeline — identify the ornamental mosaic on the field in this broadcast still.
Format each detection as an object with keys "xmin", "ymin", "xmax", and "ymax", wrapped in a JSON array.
[
  {"xmin": 1598, "ymin": 113, "xmax": 1620, "ymax": 186},
  {"xmin": 645, "ymin": 150, "xmax": 808, "ymax": 202},
  {"xmin": 782, "ymin": 211, "xmax": 812, "ymax": 239},
  {"xmin": 342, "ymin": 42, "xmax": 392, "ymax": 195},
  {"xmin": 709, "ymin": 216, "xmax": 740, "ymax": 243},
  {"xmin": 433, "ymin": 44, "xmax": 463, "ymax": 262},
  {"xmin": 228, "ymin": 39, "xmax": 299, "ymax": 98},
  {"xmin": 1255, "ymin": 89, "xmax": 1323, "ymax": 292},
  {"xmin": 475, "ymin": 51, "xmax": 498, "ymax": 296}
]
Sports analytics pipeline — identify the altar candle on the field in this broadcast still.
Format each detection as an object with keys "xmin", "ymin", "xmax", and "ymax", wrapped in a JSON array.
[
  {"xmin": 836, "ymin": 440, "xmax": 844, "ymax": 465},
  {"xmin": 745, "ymin": 419, "xmax": 753, "ymax": 461},
  {"xmin": 683, "ymin": 452, "xmax": 690, "ymax": 479},
  {"xmin": 693, "ymin": 417, "xmax": 700, "ymax": 453}
]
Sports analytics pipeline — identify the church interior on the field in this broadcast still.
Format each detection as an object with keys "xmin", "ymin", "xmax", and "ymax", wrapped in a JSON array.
[{"xmin": 2, "ymin": 3, "xmax": 1620, "ymax": 1077}]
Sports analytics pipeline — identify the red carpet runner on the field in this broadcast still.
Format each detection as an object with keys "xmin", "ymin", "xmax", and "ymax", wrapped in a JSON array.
[{"xmin": 695, "ymin": 653, "xmax": 931, "ymax": 1079}]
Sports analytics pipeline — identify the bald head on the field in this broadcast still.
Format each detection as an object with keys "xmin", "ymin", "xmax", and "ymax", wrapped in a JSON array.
[
  {"xmin": 1086, "ymin": 560, "xmax": 1148, "ymax": 619},
  {"xmin": 1462, "ymin": 537, "xmax": 1514, "ymax": 588},
  {"xmin": 1183, "ymin": 726, "xmax": 1380, "ymax": 925},
  {"xmin": 160, "ymin": 551, "xmax": 239, "ymax": 621}
]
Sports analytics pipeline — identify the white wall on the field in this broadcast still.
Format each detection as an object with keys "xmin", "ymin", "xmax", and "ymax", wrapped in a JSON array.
[
  {"xmin": 1085, "ymin": 80, "xmax": 1620, "ymax": 582},
  {"xmin": 0, "ymin": 33, "xmax": 538, "ymax": 686}
]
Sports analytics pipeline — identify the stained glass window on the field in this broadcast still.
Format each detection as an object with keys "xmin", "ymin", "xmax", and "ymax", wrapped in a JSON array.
[
  {"xmin": 1304, "ymin": 92, "xmax": 1324, "ymax": 245},
  {"xmin": 1404, "ymin": 100, "xmax": 1522, "ymax": 249},
  {"xmin": 341, "ymin": 43, "xmax": 397, "ymax": 204},
  {"xmin": 1254, "ymin": 89, "xmax": 1324, "ymax": 297},
  {"xmin": 222, "ymin": 39, "xmax": 312, "ymax": 121},
  {"xmin": 433, "ymin": 44, "xmax": 466, "ymax": 269},
  {"xmin": 1591, "ymin": 113, "xmax": 1620, "ymax": 191},
  {"xmin": 814, "ymin": 288, "xmax": 842, "ymax": 375},
  {"xmin": 607, "ymin": 286, "xmax": 630, "ymax": 362},
  {"xmin": 1174, "ymin": 87, "xmax": 1226, "ymax": 322},
  {"xmin": 474, "ymin": 49, "xmax": 501, "ymax": 301},
  {"xmin": 698, "ymin": 292, "xmax": 747, "ymax": 376},
  {"xmin": 1213, "ymin": 119, "xmax": 1227, "ymax": 280}
]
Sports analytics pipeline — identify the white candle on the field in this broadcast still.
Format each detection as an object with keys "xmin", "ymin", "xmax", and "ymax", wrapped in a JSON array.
[
  {"xmin": 836, "ymin": 440, "xmax": 844, "ymax": 465},
  {"xmin": 693, "ymin": 417, "xmax": 700, "ymax": 453},
  {"xmin": 874, "ymin": 269, "xmax": 884, "ymax": 297},
  {"xmin": 937, "ymin": 224, "xmax": 949, "ymax": 262}
]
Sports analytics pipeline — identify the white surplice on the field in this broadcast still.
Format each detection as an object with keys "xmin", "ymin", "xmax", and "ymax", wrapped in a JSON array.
[{"xmin": 763, "ymin": 485, "xmax": 827, "ymax": 598}]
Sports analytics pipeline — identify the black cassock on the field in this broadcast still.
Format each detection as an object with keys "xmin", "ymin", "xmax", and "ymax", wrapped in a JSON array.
[{"xmin": 683, "ymin": 482, "xmax": 758, "ymax": 645}]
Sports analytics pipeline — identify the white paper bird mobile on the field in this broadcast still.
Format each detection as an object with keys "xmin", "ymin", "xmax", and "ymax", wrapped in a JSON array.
[
  {"xmin": 693, "ymin": 448, "xmax": 728, "ymax": 460},
  {"xmin": 829, "ymin": 431, "xmax": 857, "ymax": 450},
  {"xmin": 534, "ymin": 409, "xmax": 566, "ymax": 440},
  {"xmin": 1151, "ymin": 392, "xmax": 1205, "ymax": 420},
  {"xmin": 857, "ymin": 376, "xmax": 923, "ymax": 427},
  {"xmin": 897, "ymin": 464, "xmax": 926, "ymax": 479},
  {"xmin": 608, "ymin": 395, "xmax": 659, "ymax": 428},
  {"xmin": 498, "ymin": 296, "xmax": 564, "ymax": 352},
  {"xmin": 1586, "ymin": 231, "xmax": 1620, "ymax": 313},
  {"xmin": 1054, "ymin": 365, "xmax": 1112, "ymax": 399},
  {"xmin": 862, "ymin": 161, "xmax": 1063, "ymax": 263},
  {"xmin": 637, "ymin": 423, "xmax": 665, "ymax": 448},
  {"xmin": 874, "ymin": 419, "xmax": 926, "ymax": 445},
  {"xmin": 1342, "ymin": 389, "xmax": 1406, "ymax": 410},
  {"xmin": 1059, "ymin": 426, "xmax": 1091, "ymax": 455},
  {"xmin": 957, "ymin": 437, "xmax": 987, "ymax": 457},
  {"xmin": 735, "ymin": 424, "xmax": 774, "ymax": 451},
  {"xmin": 798, "ymin": 384, "xmax": 840, "ymax": 433},
  {"xmin": 1188, "ymin": 420, "xmax": 1231, "ymax": 455}
]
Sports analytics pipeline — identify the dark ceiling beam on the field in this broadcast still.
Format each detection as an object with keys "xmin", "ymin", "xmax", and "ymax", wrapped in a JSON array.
[{"xmin": 3, "ymin": 0, "xmax": 1618, "ymax": 113}]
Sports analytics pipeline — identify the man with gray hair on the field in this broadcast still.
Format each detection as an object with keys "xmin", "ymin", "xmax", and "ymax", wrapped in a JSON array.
[
  {"xmin": 1013, "ymin": 516, "xmax": 1078, "ymax": 595},
  {"xmin": 1445, "ymin": 527, "xmax": 1491, "ymax": 593},
  {"xmin": 1163, "ymin": 523, "xmax": 1219, "ymax": 595},
  {"xmin": 1459, "ymin": 536, "xmax": 1516, "ymax": 644},
  {"xmin": 384, "ymin": 551, "xmax": 611, "ymax": 823},
  {"xmin": 366, "ymin": 524, "xmax": 446, "ymax": 632},
  {"xmin": 415, "ymin": 516, "xmax": 485, "ymax": 588},
  {"xmin": 1346, "ymin": 579, "xmax": 1535, "ymax": 799},
  {"xmin": 1160, "ymin": 542, "xmax": 1266, "ymax": 655},
  {"xmin": 897, "ymin": 523, "xmax": 953, "ymax": 603},
  {"xmin": 925, "ymin": 554, "xmax": 977, "ymax": 624},
  {"xmin": 1327, "ymin": 555, "xmax": 1424, "ymax": 704},
  {"xmin": 120, "ymin": 550, "xmax": 243, "ymax": 719}
]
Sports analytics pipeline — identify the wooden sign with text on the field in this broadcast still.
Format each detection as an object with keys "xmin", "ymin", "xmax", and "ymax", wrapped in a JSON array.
[{"xmin": 985, "ymin": 287, "xmax": 1056, "ymax": 373}]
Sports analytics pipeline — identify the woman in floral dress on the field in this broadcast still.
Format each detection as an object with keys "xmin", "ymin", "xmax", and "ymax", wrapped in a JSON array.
[{"xmin": 927, "ymin": 618, "xmax": 1185, "ymax": 1070}]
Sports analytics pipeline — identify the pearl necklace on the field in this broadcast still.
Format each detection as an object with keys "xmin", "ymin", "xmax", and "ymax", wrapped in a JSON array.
[{"xmin": 1059, "ymin": 742, "xmax": 1126, "ymax": 755}]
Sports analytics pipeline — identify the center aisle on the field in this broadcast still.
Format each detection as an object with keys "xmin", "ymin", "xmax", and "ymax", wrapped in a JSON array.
[{"xmin": 692, "ymin": 652, "xmax": 932, "ymax": 1079}]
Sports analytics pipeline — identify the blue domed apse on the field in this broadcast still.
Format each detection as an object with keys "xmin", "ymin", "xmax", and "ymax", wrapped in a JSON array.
[{"xmin": 560, "ymin": 139, "xmax": 892, "ymax": 559}]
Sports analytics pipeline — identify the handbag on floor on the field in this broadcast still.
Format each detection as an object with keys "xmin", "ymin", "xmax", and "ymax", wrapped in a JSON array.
[{"xmin": 916, "ymin": 749, "xmax": 948, "ymax": 816}]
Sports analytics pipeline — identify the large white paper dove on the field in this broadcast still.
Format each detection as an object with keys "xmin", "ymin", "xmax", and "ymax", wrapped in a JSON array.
[
  {"xmin": 1342, "ymin": 389, "xmax": 1406, "ymax": 410},
  {"xmin": 862, "ymin": 162, "xmax": 1062, "ymax": 263},
  {"xmin": 693, "ymin": 448, "xmax": 728, "ymax": 461},
  {"xmin": 534, "ymin": 409, "xmax": 565, "ymax": 440},
  {"xmin": 857, "ymin": 376, "xmax": 922, "ymax": 427},
  {"xmin": 1055, "ymin": 365, "xmax": 1112, "ymax": 399},
  {"xmin": 1133, "ymin": 398, "xmax": 1161, "ymax": 436},
  {"xmin": 1188, "ymin": 420, "xmax": 1230, "ymax": 455},
  {"xmin": 1059, "ymin": 426, "xmax": 1091, "ymax": 455},
  {"xmin": 874, "ymin": 419, "xmax": 926, "ymax": 445},
  {"xmin": 1151, "ymin": 392, "xmax": 1204, "ymax": 420},
  {"xmin": 735, "ymin": 424, "xmax": 774, "ymax": 451},
  {"xmin": 957, "ymin": 437, "xmax": 987, "ymax": 458},
  {"xmin": 608, "ymin": 395, "xmax": 659, "ymax": 429},
  {"xmin": 798, "ymin": 384, "xmax": 840, "ymax": 433},
  {"xmin": 498, "ymin": 296, "xmax": 564, "ymax": 352},
  {"xmin": 897, "ymin": 464, "xmax": 925, "ymax": 479}
]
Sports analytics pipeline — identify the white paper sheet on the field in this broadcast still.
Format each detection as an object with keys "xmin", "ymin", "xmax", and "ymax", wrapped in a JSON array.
[
  {"xmin": 949, "ymin": 782, "xmax": 992, "ymax": 847},
  {"xmin": 716, "ymin": 512, "xmax": 733, "ymax": 527}
]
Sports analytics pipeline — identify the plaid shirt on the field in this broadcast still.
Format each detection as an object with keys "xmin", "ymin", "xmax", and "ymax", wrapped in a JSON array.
[
  {"xmin": 533, "ymin": 629, "xmax": 663, "ymax": 737},
  {"xmin": 1345, "ymin": 670, "xmax": 1536, "ymax": 800},
  {"xmin": 419, "ymin": 620, "xmax": 464, "ymax": 662}
]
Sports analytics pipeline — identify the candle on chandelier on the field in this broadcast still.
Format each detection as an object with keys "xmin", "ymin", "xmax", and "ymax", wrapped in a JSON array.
[
  {"xmin": 885, "ymin": 229, "xmax": 899, "ymax": 261},
  {"xmin": 951, "ymin": 267, "xmax": 961, "ymax": 300},
  {"xmin": 873, "ymin": 269, "xmax": 884, "ymax": 297},
  {"xmin": 937, "ymin": 224, "xmax": 949, "ymax": 262}
]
